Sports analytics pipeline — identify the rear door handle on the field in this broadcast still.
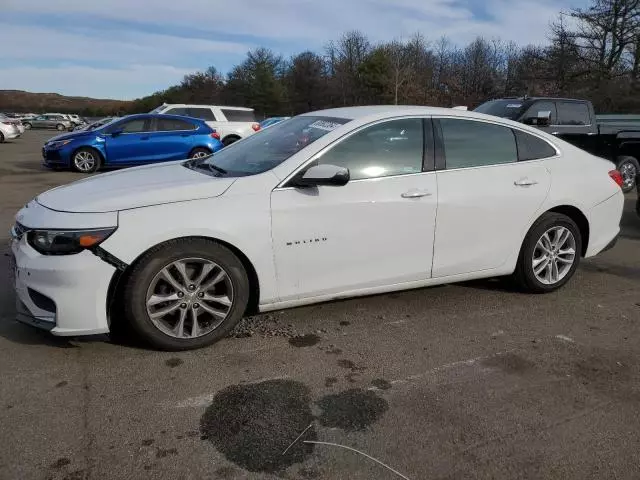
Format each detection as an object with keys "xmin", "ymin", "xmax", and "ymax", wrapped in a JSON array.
[
  {"xmin": 401, "ymin": 189, "xmax": 432, "ymax": 198},
  {"xmin": 514, "ymin": 179, "xmax": 538, "ymax": 187}
]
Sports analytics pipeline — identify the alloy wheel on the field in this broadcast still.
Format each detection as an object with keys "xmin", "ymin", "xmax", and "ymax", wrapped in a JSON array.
[
  {"xmin": 74, "ymin": 151, "xmax": 96, "ymax": 172},
  {"xmin": 145, "ymin": 258, "xmax": 234, "ymax": 339},
  {"xmin": 191, "ymin": 150, "xmax": 210, "ymax": 159},
  {"xmin": 620, "ymin": 162, "xmax": 637, "ymax": 190},
  {"xmin": 532, "ymin": 226, "xmax": 576, "ymax": 285}
]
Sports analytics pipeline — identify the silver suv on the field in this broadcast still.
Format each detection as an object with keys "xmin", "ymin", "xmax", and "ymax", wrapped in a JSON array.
[{"xmin": 23, "ymin": 115, "xmax": 73, "ymax": 131}]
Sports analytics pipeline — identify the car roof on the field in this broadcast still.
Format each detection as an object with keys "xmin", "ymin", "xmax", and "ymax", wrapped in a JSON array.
[
  {"xmin": 300, "ymin": 105, "xmax": 510, "ymax": 121},
  {"xmin": 123, "ymin": 113, "xmax": 204, "ymax": 122},
  {"xmin": 162, "ymin": 104, "xmax": 254, "ymax": 111}
]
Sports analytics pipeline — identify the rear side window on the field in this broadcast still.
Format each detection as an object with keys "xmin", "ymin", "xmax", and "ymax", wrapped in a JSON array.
[
  {"xmin": 439, "ymin": 118, "xmax": 517, "ymax": 169},
  {"xmin": 514, "ymin": 130, "xmax": 557, "ymax": 161},
  {"xmin": 557, "ymin": 102, "xmax": 590, "ymax": 125},
  {"xmin": 119, "ymin": 119, "xmax": 148, "ymax": 133},
  {"xmin": 221, "ymin": 109, "xmax": 256, "ymax": 122},
  {"xmin": 165, "ymin": 107, "xmax": 188, "ymax": 116},
  {"xmin": 188, "ymin": 108, "xmax": 216, "ymax": 121},
  {"xmin": 156, "ymin": 118, "xmax": 196, "ymax": 131}
]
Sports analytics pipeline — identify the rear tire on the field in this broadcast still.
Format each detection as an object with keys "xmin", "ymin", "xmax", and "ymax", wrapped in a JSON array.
[
  {"xmin": 122, "ymin": 238, "xmax": 250, "ymax": 351},
  {"xmin": 71, "ymin": 147, "xmax": 101, "ymax": 173},
  {"xmin": 222, "ymin": 135, "xmax": 240, "ymax": 147},
  {"xmin": 56, "ymin": 124, "xmax": 65, "ymax": 131},
  {"xmin": 617, "ymin": 156, "xmax": 639, "ymax": 193},
  {"xmin": 0, "ymin": 132, "xmax": 4, "ymax": 143},
  {"xmin": 189, "ymin": 147, "xmax": 211, "ymax": 159},
  {"xmin": 23, "ymin": 122, "xmax": 32, "ymax": 130},
  {"xmin": 513, "ymin": 212, "xmax": 582, "ymax": 293}
]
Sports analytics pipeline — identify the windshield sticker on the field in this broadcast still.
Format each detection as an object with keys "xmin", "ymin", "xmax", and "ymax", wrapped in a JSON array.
[
  {"xmin": 506, "ymin": 104, "xmax": 522, "ymax": 108},
  {"xmin": 308, "ymin": 120, "xmax": 343, "ymax": 131}
]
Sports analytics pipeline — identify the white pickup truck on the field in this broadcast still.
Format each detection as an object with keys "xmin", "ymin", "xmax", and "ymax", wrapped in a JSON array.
[{"xmin": 151, "ymin": 104, "xmax": 261, "ymax": 146}]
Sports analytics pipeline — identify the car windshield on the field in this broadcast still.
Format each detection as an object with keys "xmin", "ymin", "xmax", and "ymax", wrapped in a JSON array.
[
  {"xmin": 474, "ymin": 100, "xmax": 526, "ymax": 120},
  {"xmin": 186, "ymin": 115, "xmax": 350, "ymax": 177}
]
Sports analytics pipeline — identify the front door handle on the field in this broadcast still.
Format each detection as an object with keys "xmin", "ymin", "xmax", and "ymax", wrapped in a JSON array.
[
  {"xmin": 401, "ymin": 189, "xmax": 432, "ymax": 198},
  {"xmin": 514, "ymin": 179, "xmax": 538, "ymax": 187}
]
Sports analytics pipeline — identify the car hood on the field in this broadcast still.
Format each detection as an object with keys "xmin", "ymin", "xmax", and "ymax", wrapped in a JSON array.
[
  {"xmin": 45, "ymin": 130, "xmax": 94, "ymax": 143},
  {"xmin": 36, "ymin": 161, "xmax": 237, "ymax": 213}
]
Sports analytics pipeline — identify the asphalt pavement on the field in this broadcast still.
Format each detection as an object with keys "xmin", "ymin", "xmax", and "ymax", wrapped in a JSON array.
[{"xmin": 1, "ymin": 130, "xmax": 640, "ymax": 480}]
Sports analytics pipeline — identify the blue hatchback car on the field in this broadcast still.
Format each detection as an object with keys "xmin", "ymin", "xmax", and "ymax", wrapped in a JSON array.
[{"xmin": 42, "ymin": 114, "xmax": 223, "ymax": 173}]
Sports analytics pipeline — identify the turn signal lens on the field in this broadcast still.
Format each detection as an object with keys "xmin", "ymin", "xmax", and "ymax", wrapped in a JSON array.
[
  {"xmin": 609, "ymin": 170, "xmax": 624, "ymax": 188},
  {"xmin": 27, "ymin": 228, "xmax": 116, "ymax": 255}
]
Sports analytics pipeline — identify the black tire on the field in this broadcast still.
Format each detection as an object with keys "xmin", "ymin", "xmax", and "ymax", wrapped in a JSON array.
[
  {"xmin": 71, "ymin": 147, "xmax": 101, "ymax": 173},
  {"xmin": 189, "ymin": 147, "xmax": 212, "ymax": 159},
  {"xmin": 23, "ymin": 122, "xmax": 32, "ymax": 130},
  {"xmin": 616, "ymin": 156, "xmax": 639, "ymax": 193},
  {"xmin": 122, "ymin": 238, "xmax": 250, "ymax": 351},
  {"xmin": 222, "ymin": 136, "xmax": 240, "ymax": 147},
  {"xmin": 0, "ymin": 131, "xmax": 4, "ymax": 143},
  {"xmin": 513, "ymin": 212, "xmax": 582, "ymax": 293},
  {"xmin": 56, "ymin": 123, "xmax": 65, "ymax": 131}
]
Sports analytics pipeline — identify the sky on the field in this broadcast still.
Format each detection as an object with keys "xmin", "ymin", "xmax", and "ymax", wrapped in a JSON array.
[{"xmin": 1, "ymin": 0, "xmax": 583, "ymax": 100}]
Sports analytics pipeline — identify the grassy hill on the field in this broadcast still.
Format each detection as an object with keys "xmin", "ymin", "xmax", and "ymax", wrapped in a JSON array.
[{"xmin": 0, "ymin": 90, "xmax": 131, "ymax": 115}]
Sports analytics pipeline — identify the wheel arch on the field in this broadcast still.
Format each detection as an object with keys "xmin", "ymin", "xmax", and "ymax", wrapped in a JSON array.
[
  {"xmin": 106, "ymin": 235, "xmax": 261, "ymax": 329},
  {"xmin": 542, "ymin": 205, "xmax": 589, "ymax": 256},
  {"xmin": 221, "ymin": 134, "xmax": 241, "ymax": 144}
]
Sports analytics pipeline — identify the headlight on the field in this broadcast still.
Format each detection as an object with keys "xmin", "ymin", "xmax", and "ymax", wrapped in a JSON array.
[
  {"xmin": 47, "ymin": 139, "xmax": 73, "ymax": 149},
  {"xmin": 27, "ymin": 228, "xmax": 116, "ymax": 255}
]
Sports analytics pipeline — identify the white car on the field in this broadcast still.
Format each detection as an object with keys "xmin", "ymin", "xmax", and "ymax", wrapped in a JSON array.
[
  {"xmin": 150, "ymin": 104, "xmax": 261, "ymax": 146},
  {"xmin": 0, "ymin": 114, "xmax": 22, "ymax": 141},
  {"xmin": 11, "ymin": 106, "xmax": 624, "ymax": 350}
]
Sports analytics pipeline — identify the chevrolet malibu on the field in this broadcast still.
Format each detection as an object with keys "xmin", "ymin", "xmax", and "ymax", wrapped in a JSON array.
[{"xmin": 11, "ymin": 106, "xmax": 624, "ymax": 350}]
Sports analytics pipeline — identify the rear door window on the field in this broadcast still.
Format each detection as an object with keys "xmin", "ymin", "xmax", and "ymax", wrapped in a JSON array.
[
  {"xmin": 221, "ymin": 109, "xmax": 256, "ymax": 122},
  {"xmin": 188, "ymin": 108, "xmax": 216, "ymax": 121},
  {"xmin": 117, "ymin": 119, "xmax": 149, "ymax": 133},
  {"xmin": 156, "ymin": 118, "xmax": 196, "ymax": 131},
  {"xmin": 556, "ymin": 102, "xmax": 590, "ymax": 126}
]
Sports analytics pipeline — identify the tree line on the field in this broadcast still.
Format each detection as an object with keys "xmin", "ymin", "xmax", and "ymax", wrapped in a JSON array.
[{"xmin": 129, "ymin": 0, "xmax": 640, "ymax": 117}]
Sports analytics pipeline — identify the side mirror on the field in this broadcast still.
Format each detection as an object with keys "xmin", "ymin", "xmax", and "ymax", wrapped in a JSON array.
[
  {"xmin": 292, "ymin": 164, "xmax": 350, "ymax": 187},
  {"xmin": 109, "ymin": 129, "xmax": 123, "ymax": 137},
  {"xmin": 536, "ymin": 111, "xmax": 551, "ymax": 126}
]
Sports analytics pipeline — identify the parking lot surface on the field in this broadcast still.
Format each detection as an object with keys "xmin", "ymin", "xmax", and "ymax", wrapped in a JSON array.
[{"xmin": 1, "ymin": 130, "xmax": 640, "ymax": 480}]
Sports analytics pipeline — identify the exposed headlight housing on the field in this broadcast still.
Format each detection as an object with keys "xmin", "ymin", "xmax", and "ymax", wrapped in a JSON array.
[
  {"xmin": 27, "ymin": 228, "xmax": 116, "ymax": 255},
  {"xmin": 46, "ymin": 139, "xmax": 73, "ymax": 149}
]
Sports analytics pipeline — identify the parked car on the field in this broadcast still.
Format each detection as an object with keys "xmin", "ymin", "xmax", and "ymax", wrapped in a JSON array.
[
  {"xmin": 41, "ymin": 113, "xmax": 223, "ymax": 173},
  {"xmin": 23, "ymin": 114, "xmax": 73, "ymax": 131},
  {"xmin": 260, "ymin": 116, "xmax": 290, "ymax": 129},
  {"xmin": 0, "ymin": 114, "xmax": 22, "ymax": 142},
  {"xmin": 150, "ymin": 104, "xmax": 261, "ymax": 146},
  {"xmin": 11, "ymin": 106, "xmax": 624, "ymax": 350},
  {"xmin": 67, "ymin": 114, "xmax": 84, "ymax": 126},
  {"xmin": 475, "ymin": 97, "xmax": 640, "ymax": 192},
  {"xmin": 1, "ymin": 114, "xmax": 25, "ymax": 135}
]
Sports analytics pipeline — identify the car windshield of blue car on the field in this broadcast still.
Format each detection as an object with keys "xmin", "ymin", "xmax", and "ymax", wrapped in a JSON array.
[{"xmin": 186, "ymin": 116, "xmax": 350, "ymax": 177}]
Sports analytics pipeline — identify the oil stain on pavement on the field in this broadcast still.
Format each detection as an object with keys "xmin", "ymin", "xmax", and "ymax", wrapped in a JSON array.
[
  {"xmin": 317, "ymin": 388, "xmax": 389, "ymax": 432},
  {"xmin": 200, "ymin": 380, "xmax": 317, "ymax": 473},
  {"xmin": 288, "ymin": 334, "xmax": 321, "ymax": 347},
  {"xmin": 200, "ymin": 380, "xmax": 389, "ymax": 473}
]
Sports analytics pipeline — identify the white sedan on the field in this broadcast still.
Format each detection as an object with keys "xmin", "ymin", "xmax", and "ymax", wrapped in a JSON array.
[{"xmin": 11, "ymin": 106, "xmax": 624, "ymax": 350}]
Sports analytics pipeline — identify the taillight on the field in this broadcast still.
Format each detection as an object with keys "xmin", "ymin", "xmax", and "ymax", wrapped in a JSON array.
[
  {"xmin": 609, "ymin": 170, "xmax": 624, "ymax": 188},
  {"xmin": 210, "ymin": 132, "xmax": 220, "ymax": 140},
  {"xmin": 251, "ymin": 123, "xmax": 260, "ymax": 132}
]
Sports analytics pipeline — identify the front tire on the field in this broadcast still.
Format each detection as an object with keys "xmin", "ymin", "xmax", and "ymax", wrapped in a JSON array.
[
  {"xmin": 23, "ymin": 122, "xmax": 32, "ymax": 130},
  {"xmin": 122, "ymin": 238, "xmax": 250, "ymax": 351},
  {"xmin": 0, "ymin": 131, "xmax": 4, "ymax": 143},
  {"xmin": 513, "ymin": 212, "xmax": 582, "ymax": 293},
  {"xmin": 71, "ymin": 147, "xmax": 101, "ymax": 173},
  {"xmin": 617, "ymin": 156, "xmax": 639, "ymax": 193}
]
